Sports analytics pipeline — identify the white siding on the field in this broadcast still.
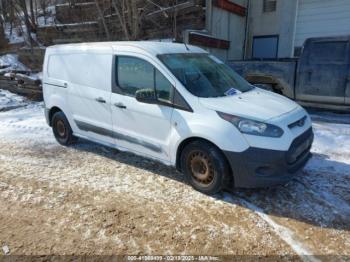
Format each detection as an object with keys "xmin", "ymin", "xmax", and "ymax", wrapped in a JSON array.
[
  {"xmin": 247, "ymin": 0, "xmax": 299, "ymax": 58},
  {"xmin": 295, "ymin": 0, "xmax": 350, "ymax": 47},
  {"xmin": 205, "ymin": 0, "xmax": 247, "ymax": 61}
]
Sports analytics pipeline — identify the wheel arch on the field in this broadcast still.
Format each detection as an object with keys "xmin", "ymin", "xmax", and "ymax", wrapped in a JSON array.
[
  {"xmin": 48, "ymin": 106, "xmax": 63, "ymax": 126},
  {"xmin": 45, "ymin": 93, "xmax": 71, "ymax": 127},
  {"xmin": 175, "ymin": 136, "xmax": 232, "ymax": 174},
  {"xmin": 245, "ymin": 74, "xmax": 293, "ymax": 98}
]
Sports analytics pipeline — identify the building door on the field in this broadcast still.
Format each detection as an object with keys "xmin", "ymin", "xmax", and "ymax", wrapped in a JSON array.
[{"xmin": 252, "ymin": 35, "xmax": 279, "ymax": 59}]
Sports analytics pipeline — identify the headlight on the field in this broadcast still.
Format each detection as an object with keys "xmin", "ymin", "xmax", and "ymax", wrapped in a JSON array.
[{"xmin": 217, "ymin": 112, "xmax": 284, "ymax": 137}]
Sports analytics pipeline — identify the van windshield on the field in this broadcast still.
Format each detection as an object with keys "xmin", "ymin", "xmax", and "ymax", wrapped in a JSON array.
[{"xmin": 158, "ymin": 53, "xmax": 254, "ymax": 98}]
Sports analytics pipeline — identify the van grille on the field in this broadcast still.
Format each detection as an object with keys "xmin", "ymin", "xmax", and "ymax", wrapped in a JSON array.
[{"xmin": 286, "ymin": 128, "xmax": 313, "ymax": 165}]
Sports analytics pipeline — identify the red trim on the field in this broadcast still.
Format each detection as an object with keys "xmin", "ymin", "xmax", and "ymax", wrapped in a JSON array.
[
  {"xmin": 188, "ymin": 33, "xmax": 230, "ymax": 50},
  {"xmin": 213, "ymin": 0, "xmax": 246, "ymax": 17}
]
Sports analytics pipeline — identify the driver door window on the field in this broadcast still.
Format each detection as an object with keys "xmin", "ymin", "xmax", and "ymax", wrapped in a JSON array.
[
  {"xmin": 116, "ymin": 56, "xmax": 173, "ymax": 103},
  {"xmin": 117, "ymin": 56, "xmax": 154, "ymax": 96}
]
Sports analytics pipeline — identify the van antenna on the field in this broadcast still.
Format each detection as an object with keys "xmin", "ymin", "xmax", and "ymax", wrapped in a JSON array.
[{"xmin": 184, "ymin": 42, "xmax": 190, "ymax": 51}]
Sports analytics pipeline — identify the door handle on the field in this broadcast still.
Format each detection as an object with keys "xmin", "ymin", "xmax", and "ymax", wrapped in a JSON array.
[
  {"xmin": 114, "ymin": 103, "xmax": 127, "ymax": 109},
  {"xmin": 95, "ymin": 97, "xmax": 106, "ymax": 103}
]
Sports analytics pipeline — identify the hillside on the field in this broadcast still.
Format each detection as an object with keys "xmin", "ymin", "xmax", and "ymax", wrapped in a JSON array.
[{"xmin": 0, "ymin": 0, "xmax": 206, "ymax": 99}]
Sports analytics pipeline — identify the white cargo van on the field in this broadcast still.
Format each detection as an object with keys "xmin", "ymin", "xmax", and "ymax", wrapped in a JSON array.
[{"xmin": 43, "ymin": 42, "xmax": 314, "ymax": 194}]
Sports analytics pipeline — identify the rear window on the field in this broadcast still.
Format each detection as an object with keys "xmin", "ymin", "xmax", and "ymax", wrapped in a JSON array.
[{"xmin": 310, "ymin": 41, "xmax": 348, "ymax": 64}]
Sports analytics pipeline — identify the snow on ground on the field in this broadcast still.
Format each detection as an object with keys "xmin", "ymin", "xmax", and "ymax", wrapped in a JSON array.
[
  {"xmin": 4, "ymin": 24, "xmax": 25, "ymax": 45},
  {"xmin": 32, "ymin": 72, "xmax": 43, "ymax": 81},
  {"xmin": 0, "ymin": 54, "xmax": 29, "ymax": 74},
  {"xmin": 0, "ymin": 53, "xmax": 42, "ymax": 84},
  {"xmin": 4, "ymin": 4, "xmax": 57, "ymax": 44},
  {"xmin": 38, "ymin": 21, "xmax": 98, "ymax": 28},
  {"xmin": 308, "ymin": 121, "xmax": 350, "ymax": 171},
  {"xmin": 37, "ymin": 13, "xmax": 56, "ymax": 27},
  {"xmin": 0, "ymin": 90, "xmax": 349, "ymax": 257},
  {"xmin": 0, "ymin": 89, "xmax": 28, "ymax": 112}
]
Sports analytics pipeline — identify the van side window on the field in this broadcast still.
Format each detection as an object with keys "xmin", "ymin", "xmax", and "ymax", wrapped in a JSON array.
[
  {"xmin": 116, "ymin": 56, "xmax": 173, "ymax": 102},
  {"xmin": 117, "ymin": 56, "xmax": 154, "ymax": 96}
]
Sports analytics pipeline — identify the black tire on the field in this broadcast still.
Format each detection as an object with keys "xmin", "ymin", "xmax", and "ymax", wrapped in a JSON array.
[
  {"xmin": 180, "ymin": 140, "xmax": 231, "ymax": 195},
  {"xmin": 52, "ymin": 111, "xmax": 77, "ymax": 146}
]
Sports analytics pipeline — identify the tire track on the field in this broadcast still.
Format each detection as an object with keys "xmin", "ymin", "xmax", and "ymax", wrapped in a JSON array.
[
  {"xmin": 1, "ymin": 122, "xmax": 50, "ymax": 132},
  {"xmin": 222, "ymin": 193, "xmax": 320, "ymax": 262},
  {"xmin": 293, "ymin": 177, "xmax": 350, "ymax": 222}
]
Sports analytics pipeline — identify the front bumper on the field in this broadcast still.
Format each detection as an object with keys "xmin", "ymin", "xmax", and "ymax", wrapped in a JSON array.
[{"xmin": 224, "ymin": 128, "xmax": 314, "ymax": 188}]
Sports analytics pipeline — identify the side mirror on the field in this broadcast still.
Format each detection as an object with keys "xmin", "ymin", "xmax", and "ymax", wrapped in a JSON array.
[{"xmin": 135, "ymin": 89, "xmax": 158, "ymax": 104}]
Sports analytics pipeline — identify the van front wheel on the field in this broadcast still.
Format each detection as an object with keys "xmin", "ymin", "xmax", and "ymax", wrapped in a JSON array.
[
  {"xmin": 181, "ymin": 140, "xmax": 230, "ymax": 195},
  {"xmin": 52, "ymin": 112, "xmax": 77, "ymax": 146}
]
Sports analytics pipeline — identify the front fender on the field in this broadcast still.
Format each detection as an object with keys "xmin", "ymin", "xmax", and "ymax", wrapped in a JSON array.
[{"xmin": 168, "ymin": 109, "xmax": 250, "ymax": 165}]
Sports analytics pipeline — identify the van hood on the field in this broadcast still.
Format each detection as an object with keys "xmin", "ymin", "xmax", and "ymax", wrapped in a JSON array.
[{"xmin": 199, "ymin": 88, "xmax": 299, "ymax": 121}]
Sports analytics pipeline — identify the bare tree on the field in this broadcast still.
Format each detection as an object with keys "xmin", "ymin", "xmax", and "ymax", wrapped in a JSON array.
[
  {"xmin": 29, "ymin": 0, "xmax": 37, "ymax": 31},
  {"xmin": 111, "ymin": 0, "xmax": 141, "ymax": 40},
  {"xmin": 0, "ymin": 12, "xmax": 6, "ymax": 48},
  {"xmin": 15, "ymin": 0, "xmax": 34, "ymax": 48},
  {"xmin": 38, "ymin": 0, "xmax": 49, "ymax": 24},
  {"xmin": 95, "ymin": 0, "xmax": 110, "ymax": 40},
  {"xmin": 8, "ymin": 1, "xmax": 15, "ymax": 35}
]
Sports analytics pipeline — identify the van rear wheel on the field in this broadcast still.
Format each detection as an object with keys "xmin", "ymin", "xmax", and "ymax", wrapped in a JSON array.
[
  {"xmin": 52, "ymin": 111, "xmax": 77, "ymax": 146},
  {"xmin": 180, "ymin": 140, "xmax": 230, "ymax": 195}
]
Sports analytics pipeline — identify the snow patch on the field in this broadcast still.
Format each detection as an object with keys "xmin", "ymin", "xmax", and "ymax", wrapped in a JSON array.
[
  {"xmin": 0, "ymin": 54, "xmax": 29, "ymax": 74},
  {"xmin": 223, "ymin": 193, "xmax": 319, "ymax": 262},
  {"xmin": 4, "ymin": 24, "xmax": 25, "ymax": 44},
  {"xmin": 0, "ymin": 90, "xmax": 27, "ymax": 111}
]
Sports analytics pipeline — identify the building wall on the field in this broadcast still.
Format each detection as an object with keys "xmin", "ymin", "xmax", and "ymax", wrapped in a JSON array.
[
  {"xmin": 207, "ymin": 0, "xmax": 247, "ymax": 60},
  {"xmin": 187, "ymin": 0, "xmax": 248, "ymax": 61},
  {"xmin": 245, "ymin": 0, "xmax": 350, "ymax": 59},
  {"xmin": 246, "ymin": 0, "xmax": 298, "ymax": 59},
  {"xmin": 295, "ymin": 0, "xmax": 350, "ymax": 47}
]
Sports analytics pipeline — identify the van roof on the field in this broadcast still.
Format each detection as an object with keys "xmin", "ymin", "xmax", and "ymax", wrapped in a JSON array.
[{"xmin": 47, "ymin": 41, "xmax": 207, "ymax": 56}]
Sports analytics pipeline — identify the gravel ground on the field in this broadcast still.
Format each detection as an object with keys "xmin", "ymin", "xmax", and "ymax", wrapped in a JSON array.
[{"xmin": 0, "ymin": 99, "xmax": 349, "ymax": 259}]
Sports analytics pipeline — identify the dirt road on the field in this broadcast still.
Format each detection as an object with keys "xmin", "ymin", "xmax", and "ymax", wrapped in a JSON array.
[{"xmin": 0, "ymin": 103, "xmax": 349, "ymax": 259}]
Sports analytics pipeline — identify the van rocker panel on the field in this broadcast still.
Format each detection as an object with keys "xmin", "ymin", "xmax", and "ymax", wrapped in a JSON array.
[{"xmin": 75, "ymin": 120, "xmax": 163, "ymax": 153}]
